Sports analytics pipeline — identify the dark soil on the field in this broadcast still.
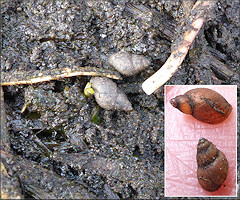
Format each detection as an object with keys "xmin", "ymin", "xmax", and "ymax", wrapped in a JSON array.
[{"xmin": 1, "ymin": 0, "xmax": 239, "ymax": 199}]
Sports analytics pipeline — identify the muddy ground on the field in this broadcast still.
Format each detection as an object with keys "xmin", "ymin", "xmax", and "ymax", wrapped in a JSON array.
[{"xmin": 1, "ymin": 0, "xmax": 239, "ymax": 199}]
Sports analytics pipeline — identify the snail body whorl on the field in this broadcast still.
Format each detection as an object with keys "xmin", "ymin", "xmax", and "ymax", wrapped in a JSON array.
[
  {"xmin": 197, "ymin": 138, "xmax": 228, "ymax": 192},
  {"xmin": 170, "ymin": 88, "xmax": 232, "ymax": 124}
]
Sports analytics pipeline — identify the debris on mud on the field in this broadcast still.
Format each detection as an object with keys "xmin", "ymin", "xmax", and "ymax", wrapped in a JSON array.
[{"xmin": 1, "ymin": 0, "xmax": 239, "ymax": 198}]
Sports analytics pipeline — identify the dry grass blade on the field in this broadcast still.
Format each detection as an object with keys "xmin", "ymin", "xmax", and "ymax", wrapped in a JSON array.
[{"xmin": 1, "ymin": 66, "xmax": 122, "ymax": 86}]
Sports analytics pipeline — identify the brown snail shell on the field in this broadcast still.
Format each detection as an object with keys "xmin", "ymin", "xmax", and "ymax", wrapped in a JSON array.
[
  {"xmin": 90, "ymin": 77, "xmax": 133, "ymax": 111},
  {"xmin": 108, "ymin": 52, "xmax": 150, "ymax": 76},
  {"xmin": 197, "ymin": 138, "xmax": 228, "ymax": 192},
  {"xmin": 170, "ymin": 88, "xmax": 232, "ymax": 124}
]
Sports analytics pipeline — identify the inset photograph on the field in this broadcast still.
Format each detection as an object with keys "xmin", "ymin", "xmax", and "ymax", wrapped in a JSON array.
[{"xmin": 164, "ymin": 85, "xmax": 237, "ymax": 197}]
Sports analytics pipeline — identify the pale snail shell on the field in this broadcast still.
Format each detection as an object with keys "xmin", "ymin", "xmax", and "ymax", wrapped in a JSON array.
[
  {"xmin": 197, "ymin": 138, "xmax": 229, "ymax": 192},
  {"xmin": 170, "ymin": 88, "xmax": 232, "ymax": 124},
  {"xmin": 108, "ymin": 52, "xmax": 150, "ymax": 76},
  {"xmin": 90, "ymin": 77, "xmax": 133, "ymax": 111}
]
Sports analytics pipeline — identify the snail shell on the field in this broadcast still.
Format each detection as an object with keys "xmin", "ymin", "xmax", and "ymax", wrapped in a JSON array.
[
  {"xmin": 170, "ymin": 88, "xmax": 232, "ymax": 124},
  {"xmin": 108, "ymin": 52, "xmax": 150, "ymax": 76},
  {"xmin": 197, "ymin": 138, "xmax": 228, "ymax": 192},
  {"xmin": 90, "ymin": 77, "xmax": 133, "ymax": 111}
]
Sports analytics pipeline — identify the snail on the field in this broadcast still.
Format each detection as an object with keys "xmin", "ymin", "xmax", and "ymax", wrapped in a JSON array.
[
  {"xmin": 90, "ymin": 77, "xmax": 133, "ymax": 111},
  {"xmin": 170, "ymin": 88, "xmax": 232, "ymax": 124},
  {"xmin": 197, "ymin": 138, "xmax": 228, "ymax": 192},
  {"xmin": 108, "ymin": 52, "xmax": 150, "ymax": 76}
]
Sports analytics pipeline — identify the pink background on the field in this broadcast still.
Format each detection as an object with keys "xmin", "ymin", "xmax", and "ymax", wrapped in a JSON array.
[{"xmin": 164, "ymin": 85, "xmax": 237, "ymax": 197}]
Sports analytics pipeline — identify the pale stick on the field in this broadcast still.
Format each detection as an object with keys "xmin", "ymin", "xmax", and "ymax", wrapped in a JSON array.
[{"xmin": 142, "ymin": 0, "xmax": 214, "ymax": 95}]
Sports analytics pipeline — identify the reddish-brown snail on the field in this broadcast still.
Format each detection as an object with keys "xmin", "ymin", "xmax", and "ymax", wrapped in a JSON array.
[
  {"xmin": 170, "ymin": 88, "xmax": 232, "ymax": 124},
  {"xmin": 197, "ymin": 138, "xmax": 229, "ymax": 192}
]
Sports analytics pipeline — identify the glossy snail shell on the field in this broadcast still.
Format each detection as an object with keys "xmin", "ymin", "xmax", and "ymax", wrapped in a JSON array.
[
  {"xmin": 170, "ymin": 88, "xmax": 232, "ymax": 124},
  {"xmin": 197, "ymin": 138, "xmax": 228, "ymax": 192}
]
